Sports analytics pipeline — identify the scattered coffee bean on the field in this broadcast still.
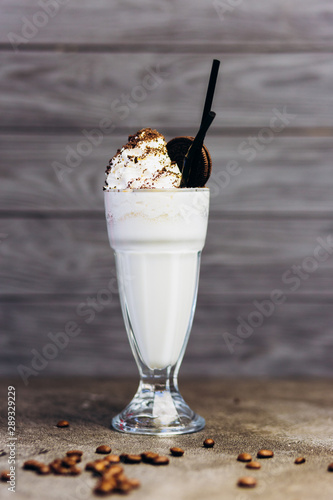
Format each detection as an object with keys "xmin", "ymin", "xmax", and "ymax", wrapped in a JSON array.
[
  {"xmin": 327, "ymin": 463, "xmax": 333, "ymax": 472},
  {"xmin": 246, "ymin": 461, "xmax": 261, "ymax": 470},
  {"xmin": 170, "ymin": 447, "xmax": 184, "ymax": 457},
  {"xmin": 294, "ymin": 457, "xmax": 306, "ymax": 465},
  {"xmin": 119, "ymin": 453, "xmax": 129, "ymax": 463},
  {"xmin": 57, "ymin": 464, "xmax": 81, "ymax": 476},
  {"xmin": 94, "ymin": 478, "xmax": 116, "ymax": 494},
  {"xmin": 66, "ymin": 450, "xmax": 83, "ymax": 458},
  {"xmin": 105, "ymin": 454, "xmax": 121, "ymax": 464},
  {"xmin": 141, "ymin": 451, "xmax": 159, "ymax": 463},
  {"xmin": 116, "ymin": 480, "xmax": 133, "ymax": 494},
  {"xmin": 203, "ymin": 438, "xmax": 215, "ymax": 448},
  {"xmin": 237, "ymin": 453, "xmax": 252, "ymax": 462},
  {"xmin": 0, "ymin": 470, "xmax": 10, "ymax": 482},
  {"xmin": 24, "ymin": 460, "xmax": 52, "ymax": 475},
  {"xmin": 86, "ymin": 460, "xmax": 109, "ymax": 473},
  {"xmin": 56, "ymin": 420, "xmax": 69, "ymax": 428},
  {"xmin": 103, "ymin": 465, "xmax": 124, "ymax": 478},
  {"xmin": 69, "ymin": 466, "xmax": 81, "ymax": 476},
  {"xmin": 124, "ymin": 454, "xmax": 142, "ymax": 464},
  {"xmin": 119, "ymin": 472, "xmax": 130, "ymax": 482},
  {"xmin": 53, "ymin": 465, "xmax": 70, "ymax": 475},
  {"xmin": 49, "ymin": 459, "xmax": 66, "ymax": 475},
  {"xmin": 152, "ymin": 456, "xmax": 169, "ymax": 466},
  {"xmin": 94, "ymin": 465, "xmax": 140, "ymax": 495},
  {"xmin": 92, "ymin": 459, "xmax": 110, "ymax": 473},
  {"xmin": 52, "ymin": 465, "xmax": 65, "ymax": 475},
  {"xmin": 36, "ymin": 464, "xmax": 51, "ymax": 475},
  {"xmin": 62, "ymin": 457, "xmax": 78, "ymax": 468},
  {"xmin": 20, "ymin": 447, "xmax": 142, "ymax": 495},
  {"xmin": 23, "ymin": 453, "xmax": 85, "ymax": 478},
  {"xmin": 23, "ymin": 460, "xmax": 40, "ymax": 471},
  {"xmin": 257, "ymin": 449, "xmax": 274, "ymax": 459},
  {"xmin": 96, "ymin": 445, "xmax": 111, "ymax": 455},
  {"xmin": 237, "ymin": 476, "xmax": 257, "ymax": 488},
  {"xmin": 49, "ymin": 459, "xmax": 62, "ymax": 473},
  {"xmin": 85, "ymin": 462, "xmax": 95, "ymax": 472}
]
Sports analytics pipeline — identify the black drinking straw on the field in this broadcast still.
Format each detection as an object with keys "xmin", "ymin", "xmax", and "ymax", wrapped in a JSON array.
[
  {"xmin": 181, "ymin": 59, "xmax": 220, "ymax": 186},
  {"xmin": 200, "ymin": 59, "xmax": 220, "ymax": 126}
]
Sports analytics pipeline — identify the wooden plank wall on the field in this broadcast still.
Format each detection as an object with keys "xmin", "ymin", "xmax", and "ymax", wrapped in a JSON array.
[{"xmin": 1, "ymin": 0, "xmax": 333, "ymax": 379}]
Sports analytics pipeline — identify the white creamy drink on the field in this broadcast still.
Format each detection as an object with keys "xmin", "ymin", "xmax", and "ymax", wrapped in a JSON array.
[
  {"xmin": 104, "ymin": 129, "xmax": 209, "ymax": 370},
  {"xmin": 104, "ymin": 128, "xmax": 210, "ymax": 434},
  {"xmin": 105, "ymin": 188, "xmax": 209, "ymax": 369}
]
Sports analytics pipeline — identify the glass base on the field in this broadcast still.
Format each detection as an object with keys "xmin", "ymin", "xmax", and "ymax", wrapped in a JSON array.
[{"xmin": 111, "ymin": 379, "xmax": 205, "ymax": 436}]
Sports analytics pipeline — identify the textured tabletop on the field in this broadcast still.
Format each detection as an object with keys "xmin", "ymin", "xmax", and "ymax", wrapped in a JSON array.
[{"xmin": 0, "ymin": 378, "xmax": 332, "ymax": 500}]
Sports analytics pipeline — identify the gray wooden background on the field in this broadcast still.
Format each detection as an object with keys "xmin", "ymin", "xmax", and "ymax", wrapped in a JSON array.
[{"xmin": 1, "ymin": 0, "xmax": 333, "ymax": 380}]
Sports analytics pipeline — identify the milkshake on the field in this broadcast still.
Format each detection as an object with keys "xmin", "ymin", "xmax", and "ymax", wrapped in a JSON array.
[{"xmin": 104, "ymin": 128, "xmax": 209, "ymax": 435}]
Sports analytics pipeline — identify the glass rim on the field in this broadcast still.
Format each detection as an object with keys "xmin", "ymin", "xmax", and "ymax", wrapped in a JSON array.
[{"xmin": 104, "ymin": 187, "xmax": 209, "ymax": 193}]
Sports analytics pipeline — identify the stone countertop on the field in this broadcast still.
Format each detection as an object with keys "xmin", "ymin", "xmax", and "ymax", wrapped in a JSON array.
[{"xmin": 0, "ymin": 378, "xmax": 332, "ymax": 500}]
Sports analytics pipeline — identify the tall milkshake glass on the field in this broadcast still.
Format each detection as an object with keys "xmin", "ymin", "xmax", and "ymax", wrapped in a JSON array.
[{"xmin": 105, "ymin": 187, "xmax": 209, "ymax": 435}]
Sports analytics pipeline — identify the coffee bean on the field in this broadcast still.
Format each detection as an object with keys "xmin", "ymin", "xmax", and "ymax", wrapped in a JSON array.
[
  {"xmin": 170, "ymin": 447, "xmax": 184, "ymax": 457},
  {"xmin": 36, "ymin": 464, "xmax": 51, "ymax": 475},
  {"xmin": 23, "ymin": 460, "xmax": 40, "ymax": 471},
  {"xmin": 94, "ymin": 478, "xmax": 116, "ymax": 494},
  {"xmin": 96, "ymin": 445, "xmax": 111, "ymax": 454},
  {"xmin": 237, "ymin": 476, "xmax": 257, "ymax": 488},
  {"xmin": 327, "ymin": 463, "xmax": 333, "ymax": 472},
  {"xmin": 53, "ymin": 465, "xmax": 71, "ymax": 475},
  {"xmin": 0, "ymin": 470, "xmax": 10, "ymax": 481},
  {"xmin": 246, "ymin": 461, "xmax": 261, "ymax": 470},
  {"xmin": 103, "ymin": 465, "xmax": 124, "ymax": 478},
  {"xmin": 56, "ymin": 420, "xmax": 69, "ymax": 428},
  {"xmin": 49, "ymin": 457, "xmax": 81, "ymax": 476},
  {"xmin": 93, "ymin": 459, "xmax": 110, "ymax": 473},
  {"xmin": 62, "ymin": 457, "xmax": 78, "ymax": 468},
  {"xmin": 203, "ymin": 438, "xmax": 215, "ymax": 448},
  {"xmin": 237, "ymin": 453, "xmax": 252, "ymax": 462},
  {"xmin": 141, "ymin": 451, "xmax": 159, "ymax": 463},
  {"xmin": 95, "ymin": 467, "xmax": 140, "ymax": 495},
  {"xmin": 116, "ymin": 472, "xmax": 127, "ymax": 483},
  {"xmin": 66, "ymin": 450, "xmax": 83, "ymax": 458},
  {"xmin": 257, "ymin": 449, "xmax": 274, "ymax": 459},
  {"xmin": 119, "ymin": 453, "xmax": 129, "ymax": 462},
  {"xmin": 152, "ymin": 456, "xmax": 169, "ymax": 466},
  {"xmin": 85, "ymin": 458, "xmax": 109, "ymax": 474},
  {"xmin": 116, "ymin": 479, "xmax": 133, "ymax": 493},
  {"xmin": 49, "ymin": 459, "xmax": 62, "ymax": 473},
  {"xmin": 69, "ymin": 466, "xmax": 81, "ymax": 476},
  {"xmin": 294, "ymin": 457, "xmax": 306, "ymax": 464},
  {"xmin": 104, "ymin": 454, "xmax": 120, "ymax": 464},
  {"xmin": 23, "ymin": 460, "xmax": 52, "ymax": 475},
  {"xmin": 124, "ymin": 454, "xmax": 142, "ymax": 464}
]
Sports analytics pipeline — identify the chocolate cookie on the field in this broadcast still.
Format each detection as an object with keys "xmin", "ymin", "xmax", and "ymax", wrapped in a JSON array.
[{"xmin": 166, "ymin": 136, "xmax": 212, "ymax": 188}]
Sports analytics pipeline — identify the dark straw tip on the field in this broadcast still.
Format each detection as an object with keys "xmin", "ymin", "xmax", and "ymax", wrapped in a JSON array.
[{"xmin": 201, "ymin": 60, "xmax": 220, "ymax": 126}]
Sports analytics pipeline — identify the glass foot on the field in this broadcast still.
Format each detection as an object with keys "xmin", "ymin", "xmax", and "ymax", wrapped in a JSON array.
[{"xmin": 111, "ymin": 380, "xmax": 205, "ymax": 436}]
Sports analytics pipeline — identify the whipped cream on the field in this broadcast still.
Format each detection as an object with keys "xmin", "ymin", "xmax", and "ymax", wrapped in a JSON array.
[{"xmin": 103, "ymin": 128, "xmax": 181, "ymax": 190}]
